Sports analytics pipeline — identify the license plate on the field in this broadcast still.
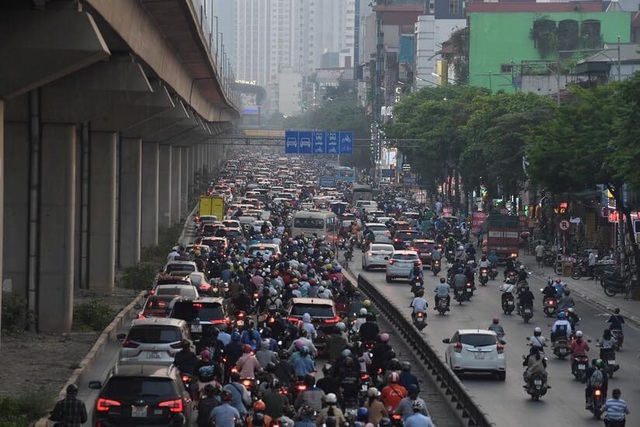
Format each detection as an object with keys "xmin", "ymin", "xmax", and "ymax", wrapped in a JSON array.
[
  {"xmin": 608, "ymin": 360, "xmax": 616, "ymax": 365},
  {"xmin": 361, "ymin": 384, "xmax": 368, "ymax": 391},
  {"xmin": 474, "ymin": 352, "xmax": 485, "ymax": 359},
  {"xmin": 524, "ymin": 309, "xmax": 532, "ymax": 314},
  {"xmin": 191, "ymin": 324, "xmax": 202, "ymax": 333},
  {"xmin": 145, "ymin": 351, "xmax": 161, "ymax": 359},
  {"xmin": 578, "ymin": 364, "xmax": 586, "ymax": 369},
  {"xmin": 482, "ymin": 273, "xmax": 487, "ymax": 277},
  {"xmin": 559, "ymin": 348, "xmax": 566, "ymax": 354},
  {"xmin": 466, "ymin": 288, "xmax": 472, "ymax": 293},
  {"xmin": 507, "ymin": 300, "xmax": 514, "ymax": 305},
  {"xmin": 131, "ymin": 406, "xmax": 147, "ymax": 417},
  {"xmin": 534, "ymin": 379, "xmax": 542, "ymax": 385}
]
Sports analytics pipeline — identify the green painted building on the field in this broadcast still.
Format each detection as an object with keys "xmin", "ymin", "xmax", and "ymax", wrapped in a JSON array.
[{"xmin": 467, "ymin": 3, "xmax": 631, "ymax": 92}]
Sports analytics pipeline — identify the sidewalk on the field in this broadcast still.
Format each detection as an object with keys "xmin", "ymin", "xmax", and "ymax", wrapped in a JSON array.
[{"xmin": 519, "ymin": 253, "xmax": 640, "ymax": 326}]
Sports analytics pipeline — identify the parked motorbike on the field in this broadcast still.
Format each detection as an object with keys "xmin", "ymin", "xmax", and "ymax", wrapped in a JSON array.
[
  {"xmin": 412, "ymin": 310, "xmax": 427, "ymax": 330},
  {"xmin": 602, "ymin": 273, "xmax": 634, "ymax": 297},
  {"xmin": 553, "ymin": 337, "xmax": 570, "ymax": 360},
  {"xmin": 524, "ymin": 372, "xmax": 548, "ymax": 401},
  {"xmin": 571, "ymin": 258, "xmax": 589, "ymax": 280},
  {"xmin": 571, "ymin": 353, "xmax": 589, "ymax": 382},
  {"xmin": 520, "ymin": 302, "xmax": 534, "ymax": 323},
  {"xmin": 431, "ymin": 259, "xmax": 441, "ymax": 276},
  {"xmin": 479, "ymin": 267, "xmax": 489, "ymax": 286},
  {"xmin": 542, "ymin": 295, "xmax": 557, "ymax": 317}
]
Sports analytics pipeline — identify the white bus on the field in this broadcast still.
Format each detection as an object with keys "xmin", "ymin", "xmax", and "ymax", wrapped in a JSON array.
[{"xmin": 290, "ymin": 210, "xmax": 339, "ymax": 244}]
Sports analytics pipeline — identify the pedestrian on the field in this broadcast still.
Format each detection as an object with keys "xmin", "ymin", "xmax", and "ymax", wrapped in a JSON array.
[
  {"xmin": 535, "ymin": 241, "xmax": 545, "ymax": 269},
  {"xmin": 588, "ymin": 250, "xmax": 596, "ymax": 279},
  {"xmin": 48, "ymin": 384, "xmax": 88, "ymax": 427}
]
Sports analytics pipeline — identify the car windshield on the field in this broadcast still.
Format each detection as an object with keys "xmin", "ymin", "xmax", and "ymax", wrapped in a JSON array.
[
  {"xmin": 393, "ymin": 253, "xmax": 418, "ymax": 261},
  {"xmin": 412, "ymin": 241, "xmax": 433, "ymax": 251},
  {"xmin": 249, "ymin": 247, "xmax": 277, "ymax": 256},
  {"xmin": 395, "ymin": 232, "xmax": 419, "ymax": 241},
  {"xmin": 103, "ymin": 377, "xmax": 176, "ymax": 398},
  {"xmin": 370, "ymin": 244, "xmax": 393, "ymax": 252},
  {"xmin": 290, "ymin": 303, "xmax": 335, "ymax": 318},
  {"xmin": 294, "ymin": 218, "xmax": 325, "ymax": 229},
  {"xmin": 171, "ymin": 301, "xmax": 225, "ymax": 321},
  {"xmin": 368, "ymin": 225, "xmax": 388, "ymax": 232},
  {"xmin": 460, "ymin": 334, "xmax": 497, "ymax": 347},
  {"xmin": 127, "ymin": 325, "xmax": 181, "ymax": 343},
  {"xmin": 165, "ymin": 264, "xmax": 195, "ymax": 273}
]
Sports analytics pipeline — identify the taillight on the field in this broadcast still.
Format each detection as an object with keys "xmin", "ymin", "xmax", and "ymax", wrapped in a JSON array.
[
  {"xmin": 388, "ymin": 260, "xmax": 395, "ymax": 265},
  {"xmin": 594, "ymin": 389, "xmax": 602, "ymax": 397},
  {"xmin": 416, "ymin": 312, "xmax": 424, "ymax": 318},
  {"xmin": 136, "ymin": 313, "xmax": 145, "ymax": 319},
  {"xmin": 360, "ymin": 373, "xmax": 369, "ymax": 380},
  {"xmin": 296, "ymin": 384, "xmax": 307, "ymax": 391},
  {"xmin": 96, "ymin": 398, "xmax": 121, "ymax": 412},
  {"xmin": 454, "ymin": 342, "xmax": 463, "ymax": 353},
  {"xmin": 367, "ymin": 252, "xmax": 373, "ymax": 258},
  {"xmin": 391, "ymin": 414, "xmax": 402, "ymax": 421},
  {"xmin": 122, "ymin": 339, "xmax": 139, "ymax": 348},
  {"xmin": 158, "ymin": 398, "xmax": 184, "ymax": 413},
  {"xmin": 497, "ymin": 343, "xmax": 505, "ymax": 354},
  {"xmin": 242, "ymin": 379, "xmax": 253, "ymax": 388},
  {"xmin": 549, "ymin": 300, "xmax": 555, "ymax": 305},
  {"xmin": 181, "ymin": 375, "xmax": 191, "ymax": 383}
]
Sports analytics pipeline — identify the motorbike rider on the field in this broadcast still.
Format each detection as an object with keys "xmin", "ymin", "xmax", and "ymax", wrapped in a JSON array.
[
  {"xmin": 488, "ymin": 317, "xmax": 505, "ymax": 342},
  {"xmin": 552, "ymin": 278, "xmax": 566, "ymax": 298},
  {"xmin": 404, "ymin": 400, "xmax": 435, "ymax": 427},
  {"xmin": 394, "ymin": 384, "xmax": 428, "ymax": 421},
  {"xmin": 570, "ymin": 330, "xmax": 590, "ymax": 372},
  {"xmin": 504, "ymin": 254, "xmax": 518, "ymax": 279},
  {"xmin": 359, "ymin": 313, "xmax": 381, "ymax": 343},
  {"xmin": 566, "ymin": 307, "xmax": 580, "ymax": 327},
  {"xmin": 381, "ymin": 372, "xmax": 408, "ymax": 413},
  {"xmin": 541, "ymin": 281, "xmax": 557, "ymax": 302},
  {"xmin": 452, "ymin": 268, "xmax": 467, "ymax": 297},
  {"xmin": 607, "ymin": 308, "xmax": 626, "ymax": 332},
  {"xmin": 410, "ymin": 289, "xmax": 428, "ymax": 321},
  {"xmin": 408, "ymin": 264, "xmax": 424, "ymax": 284},
  {"xmin": 478, "ymin": 255, "xmax": 491, "ymax": 269},
  {"xmin": 557, "ymin": 290, "xmax": 575, "ymax": 311},
  {"xmin": 597, "ymin": 329, "xmax": 617, "ymax": 363},
  {"xmin": 464, "ymin": 262, "xmax": 476, "ymax": 289},
  {"xmin": 517, "ymin": 265, "xmax": 529, "ymax": 283},
  {"xmin": 500, "ymin": 278, "xmax": 516, "ymax": 307},
  {"xmin": 522, "ymin": 346, "xmax": 549, "ymax": 388},
  {"xmin": 430, "ymin": 245, "xmax": 442, "ymax": 268},
  {"xmin": 529, "ymin": 327, "xmax": 547, "ymax": 353},
  {"xmin": 369, "ymin": 333, "xmax": 393, "ymax": 377},
  {"xmin": 551, "ymin": 311, "xmax": 572, "ymax": 344},
  {"xmin": 352, "ymin": 308, "xmax": 369, "ymax": 335},
  {"xmin": 174, "ymin": 339, "xmax": 198, "ymax": 376},
  {"xmin": 602, "ymin": 388, "xmax": 629, "ymax": 426},
  {"xmin": 399, "ymin": 362, "xmax": 420, "ymax": 392},
  {"xmin": 517, "ymin": 285, "xmax": 535, "ymax": 316},
  {"xmin": 434, "ymin": 277, "xmax": 451, "ymax": 310},
  {"xmin": 585, "ymin": 359, "xmax": 608, "ymax": 409},
  {"xmin": 487, "ymin": 251, "xmax": 498, "ymax": 266}
]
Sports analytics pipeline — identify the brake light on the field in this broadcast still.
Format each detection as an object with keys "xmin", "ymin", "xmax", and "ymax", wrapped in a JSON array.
[
  {"xmin": 360, "ymin": 373, "xmax": 369, "ymax": 380},
  {"xmin": 242, "ymin": 379, "xmax": 253, "ymax": 388},
  {"xmin": 122, "ymin": 339, "xmax": 139, "ymax": 348},
  {"xmin": 136, "ymin": 313, "xmax": 145, "ymax": 319},
  {"xmin": 388, "ymin": 260, "xmax": 395, "ymax": 265},
  {"xmin": 497, "ymin": 343, "xmax": 505, "ymax": 354},
  {"xmin": 416, "ymin": 312, "xmax": 424, "ymax": 318},
  {"xmin": 181, "ymin": 375, "xmax": 191, "ymax": 383},
  {"xmin": 549, "ymin": 300, "xmax": 555, "ymax": 305},
  {"xmin": 323, "ymin": 315, "xmax": 340, "ymax": 324},
  {"xmin": 391, "ymin": 414, "xmax": 402, "ymax": 421},
  {"xmin": 296, "ymin": 384, "xmax": 307, "ymax": 392},
  {"xmin": 96, "ymin": 398, "xmax": 121, "ymax": 412},
  {"xmin": 454, "ymin": 342, "xmax": 463, "ymax": 353},
  {"xmin": 158, "ymin": 398, "xmax": 184, "ymax": 413},
  {"xmin": 594, "ymin": 389, "xmax": 602, "ymax": 397}
]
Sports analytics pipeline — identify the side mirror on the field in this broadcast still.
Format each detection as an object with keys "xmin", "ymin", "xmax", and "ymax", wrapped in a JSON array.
[
  {"xmin": 442, "ymin": 338, "xmax": 451, "ymax": 344},
  {"xmin": 88, "ymin": 381, "xmax": 102, "ymax": 390},
  {"xmin": 525, "ymin": 336, "xmax": 531, "ymax": 341},
  {"xmin": 134, "ymin": 304, "xmax": 142, "ymax": 310},
  {"xmin": 116, "ymin": 333, "xmax": 127, "ymax": 341},
  {"xmin": 500, "ymin": 339, "xmax": 506, "ymax": 345}
]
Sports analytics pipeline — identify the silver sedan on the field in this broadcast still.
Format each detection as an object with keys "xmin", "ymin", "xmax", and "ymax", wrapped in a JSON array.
[{"xmin": 362, "ymin": 243, "xmax": 395, "ymax": 271}]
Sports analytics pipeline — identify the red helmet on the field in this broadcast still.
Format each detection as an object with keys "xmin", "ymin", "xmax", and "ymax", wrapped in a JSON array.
[
  {"xmin": 388, "ymin": 372, "xmax": 400, "ymax": 383},
  {"xmin": 242, "ymin": 344, "xmax": 252, "ymax": 353},
  {"xmin": 253, "ymin": 400, "xmax": 266, "ymax": 412}
]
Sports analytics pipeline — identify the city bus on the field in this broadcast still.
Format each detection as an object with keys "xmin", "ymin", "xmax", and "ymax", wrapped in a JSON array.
[
  {"xmin": 352, "ymin": 184, "xmax": 373, "ymax": 202},
  {"xmin": 290, "ymin": 210, "xmax": 339, "ymax": 245},
  {"xmin": 334, "ymin": 166, "xmax": 356, "ymax": 183}
]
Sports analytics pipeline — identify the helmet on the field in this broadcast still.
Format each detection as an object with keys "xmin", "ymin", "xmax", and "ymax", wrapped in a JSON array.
[
  {"xmin": 325, "ymin": 393, "xmax": 338, "ymax": 404},
  {"xmin": 322, "ymin": 364, "xmax": 333, "ymax": 375},
  {"xmin": 568, "ymin": 307, "xmax": 574, "ymax": 313},
  {"xmin": 359, "ymin": 308, "xmax": 368, "ymax": 316},
  {"xmin": 519, "ymin": 265, "xmax": 525, "ymax": 270},
  {"xmin": 367, "ymin": 387, "xmax": 380, "ymax": 397},
  {"xmin": 388, "ymin": 372, "xmax": 400, "ymax": 383},
  {"xmin": 363, "ymin": 300, "xmax": 372, "ymax": 308},
  {"xmin": 357, "ymin": 407, "xmax": 369, "ymax": 421},
  {"xmin": 614, "ymin": 308, "xmax": 620, "ymax": 314},
  {"xmin": 302, "ymin": 405, "xmax": 316, "ymax": 418},
  {"xmin": 231, "ymin": 332, "xmax": 241, "ymax": 342},
  {"xmin": 554, "ymin": 278, "xmax": 561, "ymax": 284},
  {"xmin": 253, "ymin": 400, "xmax": 266, "ymax": 412},
  {"xmin": 335, "ymin": 266, "xmax": 342, "ymax": 272},
  {"xmin": 200, "ymin": 349, "xmax": 211, "ymax": 360},
  {"xmin": 379, "ymin": 333, "xmax": 390, "ymax": 343},
  {"xmin": 576, "ymin": 330, "xmax": 583, "ymax": 338},
  {"xmin": 270, "ymin": 378, "xmax": 281, "ymax": 389},
  {"xmin": 204, "ymin": 383, "xmax": 216, "ymax": 396},
  {"xmin": 534, "ymin": 327, "xmax": 542, "ymax": 336},
  {"xmin": 318, "ymin": 286, "xmax": 325, "ymax": 293},
  {"xmin": 558, "ymin": 312, "xmax": 566, "ymax": 319},
  {"xmin": 221, "ymin": 390, "xmax": 233, "ymax": 402},
  {"xmin": 596, "ymin": 359, "xmax": 604, "ymax": 368},
  {"xmin": 400, "ymin": 361, "xmax": 411, "ymax": 371},
  {"xmin": 388, "ymin": 358, "xmax": 401, "ymax": 371},
  {"xmin": 411, "ymin": 400, "xmax": 424, "ymax": 411},
  {"xmin": 252, "ymin": 413, "xmax": 265, "ymax": 427},
  {"xmin": 66, "ymin": 384, "xmax": 78, "ymax": 395},
  {"xmin": 407, "ymin": 384, "xmax": 419, "ymax": 394},
  {"xmin": 341, "ymin": 349, "xmax": 352, "ymax": 358},
  {"xmin": 440, "ymin": 277, "xmax": 446, "ymax": 283},
  {"xmin": 242, "ymin": 344, "xmax": 252, "ymax": 353},
  {"xmin": 379, "ymin": 418, "xmax": 392, "ymax": 427},
  {"xmin": 492, "ymin": 317, "xmax": 499, "ymax": 324},
  {"xmin": 336, "ymin": 322, "xmax": 346, "ymax": 332}
]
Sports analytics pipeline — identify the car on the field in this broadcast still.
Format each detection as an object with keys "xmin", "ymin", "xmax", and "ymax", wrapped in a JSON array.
[
  {"xmin": 385, "ymin": 250, "xmax": 421, "ymax": 282},
  {"xmin": 185, "ymin": 244, "xmax": 210, "ymax": 258},
  {"xmin": 213, "ymin": 227, "xmax": 246, "ymax": 244},
  {"xmin": 286, "ymin": 297, "xmax": 340, "ymax": 352},
  {"xmin": 200, "ymin": 236, "xmax": 228, "ymax": 252},
  {"xmin": 163, "ymin": 261, "xmax": 198, "ymax": 275},
  {"xmin": 170, "ymin": 297, "xmax": 230, "ymax": 347},
  {"xmin": 247, "ymin": 242, "xmax": 281, "ymax": 259},
  {"xmin": 409, "ymin": 239, "xmax": 437, "ymax": 268},
  {"xmin": 442, "ymin": 329, "xmax": 506, "ymax": 381},
  {"xmin": 153, "ymin": 284, "xmax": 199, "ymax": 300},
  {"xmin": 391, "ymin": 229, "xmax": 422, "ymax": 250},
  {"xmin": 117, "ymin": 317, "xmax": 191, "ymax": 366},
  {"xmin": 188, "ymin": 272, "xmax": 212, "ymax": 295},
  {"xmin": 359, "ymin": 222, "xmax": 392, "ymax": 246},
  {"xmin": 89, "ymin": 363, "xmax": 193, "ymax": 426},
  {"xmin": 137, "ymin": 295, "xmax": 181, "ymax": 319},
  {"xmin": 362, "ymin": 244, "xmax": 395, "ymax": 271}
]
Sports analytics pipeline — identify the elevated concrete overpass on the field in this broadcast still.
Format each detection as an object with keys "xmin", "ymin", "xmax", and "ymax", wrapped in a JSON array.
[{"xmin": 0, "ymin": 0, "xmax": 240, "ymax": 333}]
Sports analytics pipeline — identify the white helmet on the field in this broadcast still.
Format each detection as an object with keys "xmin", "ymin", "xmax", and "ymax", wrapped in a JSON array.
[
  {"xmin": 576, "ymin": 330, "xmax": 583, "ymax": 337},
  {"xmin": 325, "ymin": 393, "xmax": 338, "ymax": 404},
  {"xmin": 359, "ymin": 308, "xmax": 368, "ymax": 316},
  {"xmin": 318, "ymin": 286, "xmax": 325, "ymax": 293},
  {"xmin": 534, "ymin": 327, "xmax": 542, "ymax": 334}
]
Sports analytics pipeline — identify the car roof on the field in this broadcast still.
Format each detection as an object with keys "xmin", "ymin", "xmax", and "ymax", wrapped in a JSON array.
[
  {"xmin": 457, "ymin": 329, "xmax": 498, "ymax": 336},
  {"xmin": 112, "ymin": 363, "xmax": 179, "ymax": 378},
  {"xmin": 412, "ymin": 239, "xmax": 435, "ymax": 243},
  {"xmin": 365, "ymin": 222, "xmax": 387, "ymax": 227},
  {"xmin": 130, "ymin": 317, "xmax": 187, "ymax": 327},
  {"xmin": 393, "ymin": 250, "xmax": 419, "ymax": 255},
  {"xmin": 290, "ymin": 297, "xmax": 335, "ymax": 306},
  {"xmin": 192, "ymin": 297, "xmax": 225, "ymax": 304}
]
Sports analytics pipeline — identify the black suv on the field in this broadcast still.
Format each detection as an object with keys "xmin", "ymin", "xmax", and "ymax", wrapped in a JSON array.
[
  {"xmin": 90, "ymin": 364, "xmax": 193, "ymax": 426},
  {"xmin": 170, "ymin": 297, "xmax": 230, "ymax": 351}
]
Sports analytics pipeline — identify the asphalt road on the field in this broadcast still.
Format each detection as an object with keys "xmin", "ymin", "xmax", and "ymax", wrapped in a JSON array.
[{"xmin": 351, "ymin": 250, "xmax": 640, "ymax": 427}]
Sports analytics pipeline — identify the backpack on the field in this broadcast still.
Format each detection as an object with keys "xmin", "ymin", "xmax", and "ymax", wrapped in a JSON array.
[{"xmin": 588, "ymin": 368, "xmax": 604, "ymax": 387}]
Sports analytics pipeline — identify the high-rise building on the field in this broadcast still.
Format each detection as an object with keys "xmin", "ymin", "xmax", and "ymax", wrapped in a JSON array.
[{"xmin": 232, "ymin": 0, "xmax": 271, "ymax": 86}]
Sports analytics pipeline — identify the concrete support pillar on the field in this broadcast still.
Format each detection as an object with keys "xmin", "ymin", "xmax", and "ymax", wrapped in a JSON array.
[
  {"xmin": 39, "ymin": 124, "xmax": 76, "ymax": 332},
  {"xmin": 170, "ymin": 146, "xmax": 181, "ymax": 223},
  {"xmin": 181, "ymin": 146, "xmax": 189, "ymax": 216},
  {"xmin": 0, "ymin": 101, "xmax": 4, "ymax": 338},
  {"xmin": 158, "ymin": 145, "xmax": 172, "ymax": 228},
  {"xmin": 119, "ymin": 138, "xmax": 142, "ymax": 268},
  {"xmin": 89, "ymin": 132, "xmax": 117, "ymax": 291},
  {"xmin": 141, "ymin": 142, "xmax": 159, "ymax": 246},
  {"xmin": 3, "ymin": 121, "xmax": 29, "ymax": 300},
  {"xmin": 189, "ymin": 145, "xmax": 197, "ymax": 201}
]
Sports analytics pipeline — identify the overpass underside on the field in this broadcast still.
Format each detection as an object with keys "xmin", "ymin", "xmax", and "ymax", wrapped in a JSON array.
[{"xmin": 0, "ymin": 0, "xmax": 239, "ymax": 333}]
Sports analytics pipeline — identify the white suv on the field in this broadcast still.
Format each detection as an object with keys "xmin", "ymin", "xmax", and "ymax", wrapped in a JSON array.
[
  {"xmin": 117, "ymin": 318, "xmax": 191, "ymax": 366},
  {"xmin": 442, "ymin": 329, "xmax": 506, "ymax": 381},
  {"xmin": 385, "ymin": 250, "xmax": 421, "ymax": 282}
]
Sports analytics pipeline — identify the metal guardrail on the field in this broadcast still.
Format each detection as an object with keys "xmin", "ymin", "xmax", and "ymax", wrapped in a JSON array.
[{"xmin": 357, "ymin": 274, "xmax": 497, "ymax": 427}]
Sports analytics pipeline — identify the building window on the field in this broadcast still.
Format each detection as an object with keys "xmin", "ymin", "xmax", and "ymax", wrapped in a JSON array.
[
  {"xmin": 449, "ymin": 0, "xmax": 459, "ymax": 14},
  {"xmin": 501, "ymin": 64, "xmax": 514, "ymax": 73}
]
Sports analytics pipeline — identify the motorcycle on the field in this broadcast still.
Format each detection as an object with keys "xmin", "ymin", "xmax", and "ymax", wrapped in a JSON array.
[
  {"xmin": 412, "ymin": 310, "xmax": 427, "ymax": 330},
  {"xmin": 489, "ymin": 265, "xmax": 499, "ymax": 280},
  {"xmin": 611, "ymin": 329, "xmax": 624, "ymax": 350},
  {"xmin": 454, "ymin": 288, "xmax": 465, "ymax": 305},
  {"xmin": 436, "ymin": 297, "xmax": 449, "ymax": 315},
  {"xmin": 571, "ymin": 353, "xmax": 589, "ymax": 381},
  {"xmin": 501, "ymin": 292, "xmax": 516, "ymax": 315},
  {"xmin": 445, "ymin": 249, "xmax": 455, "ymax": 263},
  {"xmin": 588, "ymin": 386, "xmax": 605, "ymax": 419},
  {"xmin": 431, "ymin": 259, "xmax": 441, "ymax": 276},
  {"xmin": 599, "ymin": 348, "xmax": 619, "ymax": 378},
  {"xmin": 553, "ymin": 337, "xmax": 570, "ymax": 360},
  {"xmin": 465, "ymin": 281, "xmax": 474, "ymax": 299},
  {"xmin": 344, "ymin": 247, "xmax": 354, "ymax": 263},
  {"xmin": 479, "ymin": 267, "xmax": 489, "ymax": 286},
  {"xmin": 390, "ymin": 413, "xmax": 404, "ymax": 427},
  {"xmin": 524, "ymin": 372, "xmax": 548, "ymax": 401},
  {"xmin": 410, "ymin": 276, "xmax": 425, "ymax": 296},
  {"xmin": 542, "ymin": 295, "xmax": 557, "ymax": 317},
  {"xmin": 571, "ymin": 258, "xmax": 589, "ymax": 280},
  {"xmin": 601, "ymin": 273, "xmax": 634, "ymax": 297},
  {"xmin": 520, "ymin": 302, "xmax": 533, "ymax": 323}
]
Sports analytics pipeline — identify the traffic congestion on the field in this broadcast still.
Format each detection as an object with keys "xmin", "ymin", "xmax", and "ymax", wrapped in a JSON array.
[{"xmin": 85, "ymin": 148, "xmax": 634, "ymax": 427}]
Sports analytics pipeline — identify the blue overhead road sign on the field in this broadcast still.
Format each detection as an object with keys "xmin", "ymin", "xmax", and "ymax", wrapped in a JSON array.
[{"xmin": 284, "ymin": 130, "xmax": 354, "ymax": 154}]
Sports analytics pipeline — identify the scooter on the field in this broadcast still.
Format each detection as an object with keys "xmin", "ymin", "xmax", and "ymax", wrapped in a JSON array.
[
  {"xmin": 599, "ymin": 347, "xmax": 619, "ymax": 378},
  {"xmin": 553, "ymin": 337, "xmax": 570, "ymax": 360},
  {"xmin": 524, "ymin": 371, "xmax": 548, "ymax": 401},
  {"xmin": 542, "ymin": 295, "xmax": 557, "ymax": 317},
  {"xmin": 436, "ymin": 297, "xmax": 449, "ymax": 315},
  {"xmin": 520, "ymin": 302, "xmax": 534, "ymax": 323},
  {"xmin": 465, "ymin": 281, "xmax": 474, "ymax": 299},
  {"xmin": 412, "ymin": 310, "xmax": 427, "ymax": 330},
  {"xmin": 410, "ymin": 276, "xmax": 425, "ymax": 296},
  {"xmin": 571, "ymin": 353, "xmax": 589, "ymax": 381},
  {"xmin": 431, "ymin": 259, "xmax": 441, "ymax": 276},
  {"xmin": 479, "ymin": 267, "xmax": 489, "ymax": 286},
  {"xmin": 454, "ymin": 288, "xmax": 466, "ymax": 305},
  {"xmin": 588, "ymin": 386, "xmax": 605, "ymax": 419},
  {"xmin": 611, "ymin": 329, "xmax": 624, "ymax": 350},
  {"xmin": 489, "ymin": 265, "xmax": 499, "ymax": 280},
  {"xmin": 501, "ymin": 293, "xmax": 516, "ymax": 315}
]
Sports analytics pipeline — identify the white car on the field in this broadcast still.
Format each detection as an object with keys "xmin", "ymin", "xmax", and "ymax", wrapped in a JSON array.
[
  {"xmin": 361, "ymin": 222, "xmax": 392, "ymax": 244},
  {"xmin": 442, "ymin": 329, "xmax": 506, "ymax": 381},
  {"xmin": 362, "ymin": 244, "xmax": 394, "ymax": 271},
  {"xmin": 117, "ymin": 318, "xmax": 191, "ymax": 366},
  {"xmin": 385, "ymin": 250, "xmax": 421, "ymax": 282}
]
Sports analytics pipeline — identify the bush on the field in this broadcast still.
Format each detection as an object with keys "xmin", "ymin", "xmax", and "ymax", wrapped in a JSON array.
[
  {"xmin": 119, "ymin": 263, "xmax": 158, "ymax": 290},
  {"xmin": 1, "ymin": 292, "xmax": 33, "ymax": 332},
  {"xmin": 0, "ymin": 388, "xmax": 56, "ymax": 426},
  {"xmin": 73, "ymin": 300, "xmax": 116, "ymax": 331}
]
